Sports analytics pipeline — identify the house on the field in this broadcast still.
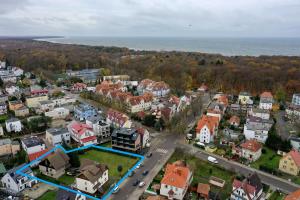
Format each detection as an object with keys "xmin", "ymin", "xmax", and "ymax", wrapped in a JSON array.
[
  {"xmin": 290, "ymin": 136, "xmax": 300, "ymax": 152},
  {"xmin": 137, "ymin": 79, "xmax": 170, "ymax": 97},
  {"xmin": 72, "ymin": 82, "xmax": 87, "ymax": 92},
  {"xmin": 106, "ymin": 109, "xmax": 132, "ymax": 128},
  {"xmin": 14, "ymin": 106, "xmax": 29, "ymax": 117},
  {"xmin": 39, "ymin": 150, "xmax": 70, "ymax": 179},
  {"xmin": 111, "ymin": 128, "xmax": 142, "ymax": 152},
  {"xmin": 21, "ymin": 136, "xmax": 46, "ymax": 155},
  {"xmin": 0, "ymin": 126, "xmax": 3, "ymax": 136},
  {"xmin": 5, "ymin": 118, "xmax": 22, "ymax": 132},
  {"xmin": 127, "ymin": 93, "xmax": 153, "ymax": 113},
  {"xmin": 239, "ymin": 140, "xmax": 262, "ymax": 162},
  {"xmin": 259, "ymin": 92, "xmax": 273, "ymax": 110},
  {"xmin": 197, "ymin": 84, "xmax": 208, "ymax": 92},
  {"xmin": 52, "ymin": 96, "xmax": 76, "ymax": 106},
  {"xmin": 45, "ymin": 107, "xmax": 70, "ymax": 119},
  {"xmin": 243, "ymin": 116, "xmax": 273, "ymax": 143},
  {"xmin": 8, "ymin": 100, "xmax": 24, "ymax": 111},
  {"xmin": 292, "ymin": 93, "xmax": 300, "ymax": 106},
  {"xmin": 86, "ymin": 115, "xmax": 110, "ymax": 143},
  {"xmin": 136, "ymin": 127, "xmax": 150, "ymax": 148},
  {"xmin": 74, "ymin": 104, "xmax": 98, "ymax": 121},
  {"xmin": 160, "ymin": 161, "xmax": 193, "ymax": 200},
  {"xmin": 30, "ymin": 85, "xmax": 48, "ymax": 96},
  {"xmin": 0, "ymin": 94, "xmax": 8, "ymax": 103},
  {"xmin": 26, "ymin": 95, "xmax": 49, "ymax": 108},
  {"xmin": 75, "ymin": 159, "xmax": 108, "ymax": 194},
  {"xmin": 229, "ymin": 116, "xmax": 240, "ymax": 127},
  {"xmin": 279, "ymin": 150, "xmax": 300, "ymax": 176},
  {"xmin": 284, "ymin": 188, "xmax": 300, "ymax": 200},
  {"xmin": 46, "ymin": 128, "xmax": 71, "ymax": 146},
  {"xmin": 238, "ymin": 92, "xmax": 252, "ymax": 105},
  {"xmin": 1, "ymin": 164, "xmax": 38, "ymax": 193},
  {"xmin": 0, "ymin": 139, "xmax": 20, "ymax": 156},
  {"xmin": 216, "ymin": 95, "xmax": 229, "ymax": 108},
  {"xmin": 56, "ymin": 188, "xmax": 87, "ymax": 200},
  {"xmin": 197, "ymin": 183, "xmax": 210, "ymax": 200},
  {"xmin": 286, "ymin": 103, "xmax": 300, "ymax": 120},
  {"xmin": 5, "ymin": 85, "xmax": 19, "ymax": 96},
  {"xmin": 231, "ymin": 173, "xmax": 263, "ymax": 200},
  {"xmin": 68, "ymin": 121, "xmax": 98, "ymax": 146},
  {"xmin": 102, "ymin": 75, "xmax": 130, "ymax": 82},
  {"xmin": 0, "ymin": 102, "xmax": 7, "ymax": 115},
  {"xmin": 66, "ymin": 69, "xmax": 101, "ymax": 83},
  {"xmin": 38, "ymin": 100, "xmax": 56, "ymax": 112},
  {"xmin": 195, "ymin": 115, "xmax": 219, "ymax": 144},
  {"xmin": 248, "ymin": 108, "xmax": 270, "ymax": 120}
]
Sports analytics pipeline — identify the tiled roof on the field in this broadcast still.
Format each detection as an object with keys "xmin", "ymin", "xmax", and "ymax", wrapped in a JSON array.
[
  {"xmin": 196, "ymin": 115, "xmax": 219, "ymax": 134},
  {"xmin": 232, "ymin": 179, "xmax": 256, "ymax": 199},
  {"xmin": 229, "ymin": 115, "xmax": 240, "ymax": 124},
  {"xmin": 81, "ymin": 136, "xmax": 97, "ymax": 143},
  {"xmin": 197, "ymin": 183, "xmax": 210, "ymax": 195},
  {"xmin": 240, "ymin": 140, "xmax": 262, "ymax": 152},
  {"xmin": 285, "ymin": 150, "xmax": 300, "ymax": 167},
  {"xmin": 260, "ymin": 91, "xmax": 273, "ymax": 98},
  {"xmin": 71, "ymin": 122, "xmax": 92, "ymax": 135},
  {"xmin": 285, "ymin": 189, "xmax": 300, "ymax": 200},
  {"xmin": 161, "ymin": 163, "xmax": 191, "ymax": 189},
  {"xmin": 217, "ymin": 95, "xmax": 229, "ymax": 106},
  {"xmin": 28, "ymin": 149, "xmax": 49, "ymax": 162}
]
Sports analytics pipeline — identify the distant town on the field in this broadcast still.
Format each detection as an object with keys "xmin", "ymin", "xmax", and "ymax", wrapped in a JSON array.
[{"xmin": 0, "ymin": 59, "xmax": 299, "ymax": 200}]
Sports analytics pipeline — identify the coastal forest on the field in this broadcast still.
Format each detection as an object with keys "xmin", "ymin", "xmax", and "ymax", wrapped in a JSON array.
[{"xmin": 0, "ymin": 39, "xmax": 299, "ymax": 98}]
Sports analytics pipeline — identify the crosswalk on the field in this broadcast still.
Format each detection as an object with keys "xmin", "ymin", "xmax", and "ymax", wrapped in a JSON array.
[{"xmin": 156, "ymin": 148, "xmax": 168, "ymax": 154}]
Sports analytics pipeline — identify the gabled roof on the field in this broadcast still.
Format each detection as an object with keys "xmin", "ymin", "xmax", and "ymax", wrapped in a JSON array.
[
  {"xmin": 285, "ymin": 189, "xmax": 300, "ymax": 200},
  {"xmin": 28, "ymin": 149, "xmax": 49, "ymax": 162},
  {"xmin": 284, "ymin": 150, "xmax": 300, "ymax": 167},
  {"xmin": 6, "ymin": 164, "xmax": 33, "ymax": 183},
  {"xmin": 232, "ymin": 173, "xmax": 262, "ymax": 200},
  {"xmin": 196, "ymin": 115, "xmax": 219, "ymax": 134},
  {"xmin": 78, "ymin": 159, "xmax": 108, "ymax": 183},
  {"xmin": 71, "ymin": 122, "xmax": 92, "ymax": 135},
  {"xmin": 240, "ymin": 140, "xmax": 262, "ymax": 152},
  {"xmin": 161, "ymin": 163, "xmax": 191, "ymax": 189},
  {"xmin": 229, "ymin": 115, "xmax": 240, "ymax": 124},
  {"xmin": 260, "ymin": 91, "xmax": 273, "ymax": 98}
]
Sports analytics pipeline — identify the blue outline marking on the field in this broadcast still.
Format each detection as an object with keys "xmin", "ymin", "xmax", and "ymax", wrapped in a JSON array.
[{"xmin": 16, "ymin": 145, "xmax": 144, "ymax": 200}]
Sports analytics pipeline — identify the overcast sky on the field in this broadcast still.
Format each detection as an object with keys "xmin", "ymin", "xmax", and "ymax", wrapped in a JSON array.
[{"xmin": 0, "ymin": 0, "xmax": 299, "ymax": 37}]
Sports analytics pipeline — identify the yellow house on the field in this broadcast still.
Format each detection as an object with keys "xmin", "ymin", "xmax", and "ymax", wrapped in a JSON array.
[
  {"xmin": 279, "ymin": 150, "xmax": 300, "ymax": 176},
  {"xmin": 238, "ymin": 92, "xmax": 252, "ymax": 105},
  {"xmin": 0, "ymin": 139, "xmax": 20, "ymax": 156},
  {"xmin": 26, "ymin": 95, "xmax": 49, "ymax": 108},
  {"xmin": 8, "ymin": 100, "xmax": 24, "ymax": 111}
]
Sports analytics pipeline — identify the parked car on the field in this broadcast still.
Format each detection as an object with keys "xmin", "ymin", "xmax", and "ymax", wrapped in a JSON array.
[
  {"xmin": 146, "ymin": 152, "xmax": 152, "ymax": 158},
  {"xmin": 139, "ymin": 182, "xmax": 145, "ymax": 188},
  {"xmin": 142, "ymin": 170, "xmax": 149, "ymax": 176},
  {"xmin": 128, "ymin": 171, "xmax": 135, "ymax": 177},
  {"xmin": 195, "ymin": 142, "xmax": 205, "ymax": 149},
  {"xmin": 133, "ymin": 179, "xmax": 140, "ymax": 186},
  {"xmin": 207, "ymin": 156, "xmax": 218, "ymax": 164},
  {"xmin": 112, "ymin": 186, "xmax": 120, "ymax": 194}
]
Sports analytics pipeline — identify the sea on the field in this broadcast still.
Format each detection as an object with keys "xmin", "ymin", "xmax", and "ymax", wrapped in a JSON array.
[{"xmin": 36, "ymin": 36, "xmax": 300, "ymax": 56}]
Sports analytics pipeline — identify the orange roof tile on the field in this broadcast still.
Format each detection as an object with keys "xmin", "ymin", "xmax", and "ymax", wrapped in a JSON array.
[
  {"xmin": 196, "ymin": 115, "xmax": 219, "ymax": 134},
  {"xmin": 240, "ymin": 140, "xmax": 262, "ymax": 152},
  {"xmin": 285, "ymin": 189, "xmax": 300, "ymax": 200},
  {"xmin": 28, "ymin": 149, "xmax": 49, "ymax": 162},
  {"xmin": 260, "ymin": 91, "xmax": 273, "ymax": 98},
  {"xmin": 229, "ymin": 115, "xmax": 240, "ymax": 124},
  {"xmin": 286, "ymin": 150, "xmax": 300, "ymax": 167},
  {"xmin": 161, "ymin": 163, "xmax": 191, "ymax": 189},
  {"xmin": 197, "ymin": 183, "xmax": 210, "ymax": 195}
]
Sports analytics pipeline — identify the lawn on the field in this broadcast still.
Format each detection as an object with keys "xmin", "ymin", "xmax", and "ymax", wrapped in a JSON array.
[
  {"xmin": 268, "ymin": 191, "xmax": 286, "ymax": 200},
  {"xmin": 37, "ymin": 190, "xmax": 56, "ymax": 200},
  {"xmin": 58, "ymin": 174, "xmax": 75, "ymax": 185},
  {"xmin": 156, "ymin": 148, "xmax": 236, "ymax": 199},
  {"xmin": 79, "ymin": 148, "xmax": 138, "ymax": 178},
  {"xmin": 251, "ymin": 147, "xmax": 281, "ymax": 170}
]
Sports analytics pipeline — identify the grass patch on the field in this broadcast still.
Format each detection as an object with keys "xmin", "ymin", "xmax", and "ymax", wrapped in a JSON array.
[
  {"xmin": 79, "ymin": 148, "xmax": 138, "ymax": 178},
  {"xmin": 37, "ymin": 190, "xmax": 56, "ymax": 200},
  {"xmin": 269, "ymin": 191, "xmax": 285, "ymax": 200},
  {"xmin": 251, "ymin": 148, "xmax": 281, "ymax": 170},
  {"xmin": 58, "ymin": 174, "xmax": 75, "ymax": 185}
]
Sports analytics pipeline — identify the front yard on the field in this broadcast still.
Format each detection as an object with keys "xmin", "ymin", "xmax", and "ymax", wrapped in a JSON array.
[
  {"xmin": 251, "ymin": 147, "xmax": 281, "ymax": 170},
  {"xmin": 149, "ymin": 148, "xmax": 236, "ymax": 199},
  {"xmin": 37, "ymin": 190, "xmax": 56, "ymax": 200}
]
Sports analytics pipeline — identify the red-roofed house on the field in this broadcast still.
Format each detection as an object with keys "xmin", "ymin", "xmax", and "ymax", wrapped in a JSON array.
[
  {"xmin": 231, "ymin": 173, "xmax": 263, "ymax": 200},
  {"xmin": 196, "ymin": 115, "xmax": 219, "ymax": 143},
  {"xmin": 28, "ymin": 149, "xmax": 49, "ymax": 162},
  {"xmin": 285, "ymin": 189, "xmax": 300, "ymax": 200},
  {"xmin": 72, "ymin": 83, "xmax": 87, "ymax": 92},
  {"xmin": 229, "ymin": 115, "xmax": 241, "ymax": 127},
  {"xmin": 197, "ymin": 84, "xmax": 208, "ymax": 92},
  {"xmin": 31, "ymin": 89, "xmax": 49, "ymax": 96},
  {"xmin": 259, "ymin": 91, "xmax": 273, "ymax": 110},
  {"xmin": 160, "ymin": 162, "xmax": 193, "ymax": 200},
  {"xmin": 127, "ymin": 94, "xmax": 153, "ymax": 113},
  {"xmin": 217, "ymin": 95, "xmax": 229, "ymax": 108},
  {"xmin": 279, "ymin": 150, "xmax": 300, "ymax": 176},
  {"xmin": 137, "ymin": 79, "xmax": 170, "ymax": 97},
  {"xmin": 68, "ymin": 121, "xmax": 97, "ymax": 146},
  {"xmin": 106, "ymin": 109, "xmax": 132, "ymax": 128},
  {"xmin": 240, "ymin": 140, "xmax": 262, "ymax": 162}
]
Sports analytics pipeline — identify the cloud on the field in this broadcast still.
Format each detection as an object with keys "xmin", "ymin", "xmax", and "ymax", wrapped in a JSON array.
[{"xmin": 0, "ymin": 0, "xmax": 299, "ymax": 37}]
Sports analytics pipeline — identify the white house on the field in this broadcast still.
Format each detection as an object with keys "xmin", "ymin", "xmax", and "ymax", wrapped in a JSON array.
[
  {"xmin": 86, "ymin": 116, "xmax": 110, "ymax": 142},
  {"xmin": 259, "ymin": 91, "xmax": 273, "ymax": 110},
  {"xmin": 38, "ymin": 100, "xmax": 56, "ymax": 112},
  {"xmin": 137, "ymin": 79, "xmax": 170, "ymax": 97},
  {"xmin": 243, "ymin": 116, "xmax": 273, "ymax": 143},
  {"xmin": 195, "ymin": 115, "xmax": 219, "ymax": 144},
  {"xmin": 1, "ymin": 164, "xmax": 38, "ymax": 193},
  {"xmin": 5, "ymin": 118, "xmax": 22, "ymax": 132},
  {"xmin": 160, "ymin": 161, "xmax": 193, "ymax": 200},
  {"xmin": 52, "ymin": 96, "xmax": 76, "ymax": 106},
  {"xmin": 75, "ymin": 159, "xmax": 108, "ymax": 194},
  {"xmin": 136, "ymin": 127, "xmax": 150, "ymax": 148},
  {"xmin": 45, "ymin": 107, "xmax": 70, "ymax": 119},
  {"xmin": 238, "ymin": 92, "xmax": 252, "ymax": 105},
  {"xmin": 106, "ymin": 109, "xmax": 132, "ymax": 128},
  {"xmin": 46, "ymin": 128, "xmax": 71, "ymax": 146},
  {"xmin": 240, "ymin": 140, "xmax": 262, "ymax": 162},
  {"xmin": 21, "ymin": 136, "xmax": 46, "ymax": 155},
  {"xmin": 231, "ymin": 173, "xmax": 263, "ymax": 200},
  {"xmin": 127, "ymin": 94, "xmax": 153, "ymax": 113},
  {"xmin": 248, "ymin": 108, "xmax": 270, "ymax": 120},
  {"xmin": 68, "ymin": 121, "xmax": 98, "ymax": 146},
  {"xmin": 5, "ymin": 85, "xmax": 20, "ymax": 96}
]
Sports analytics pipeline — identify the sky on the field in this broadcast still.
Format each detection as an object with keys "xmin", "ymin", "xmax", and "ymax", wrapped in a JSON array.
[{"xmin": 0, "ymin": 0, "xmax": 300, "ymax": 37}]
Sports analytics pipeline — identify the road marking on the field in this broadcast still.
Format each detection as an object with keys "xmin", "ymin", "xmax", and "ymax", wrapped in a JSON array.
[{"xmin": 156, "ymin": 148, "xmax": 168, "ymax": 154}]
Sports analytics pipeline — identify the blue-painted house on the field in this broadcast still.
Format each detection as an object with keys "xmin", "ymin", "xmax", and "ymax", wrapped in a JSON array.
[{"xmin": 74, "ymin": 104, "xmax": 98, "ymax": 121}]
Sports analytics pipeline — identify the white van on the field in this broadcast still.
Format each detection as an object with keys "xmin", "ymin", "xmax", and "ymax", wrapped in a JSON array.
[
  {"xmin": 207, "ymin": 156, "xmax": 218, "ymax": 164},
  {"xmin": 196, "ymin": 142, "xmax": 205, "ymax": 148}
]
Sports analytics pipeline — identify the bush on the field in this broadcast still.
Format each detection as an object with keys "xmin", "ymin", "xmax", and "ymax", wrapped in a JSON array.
[{"xmin": 262, "ymin": 148, "xmax": 267, "ymax": 154}]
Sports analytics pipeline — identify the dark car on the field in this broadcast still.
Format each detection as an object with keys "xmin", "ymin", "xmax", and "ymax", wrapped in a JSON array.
[
  {"xmin": 146, "ymin": 152, "xmax": 152, "ymax": 158},
  {"xmin": 128, "ymin": 170, "xmax": 135, "ymax": 177},
  {"xmin": 133, "ymin": 179, "xmax": 140, "ymax": 186},
  {"xmin": 142, "ymin": 170, "xmax": 149, "ymax": 176}
]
